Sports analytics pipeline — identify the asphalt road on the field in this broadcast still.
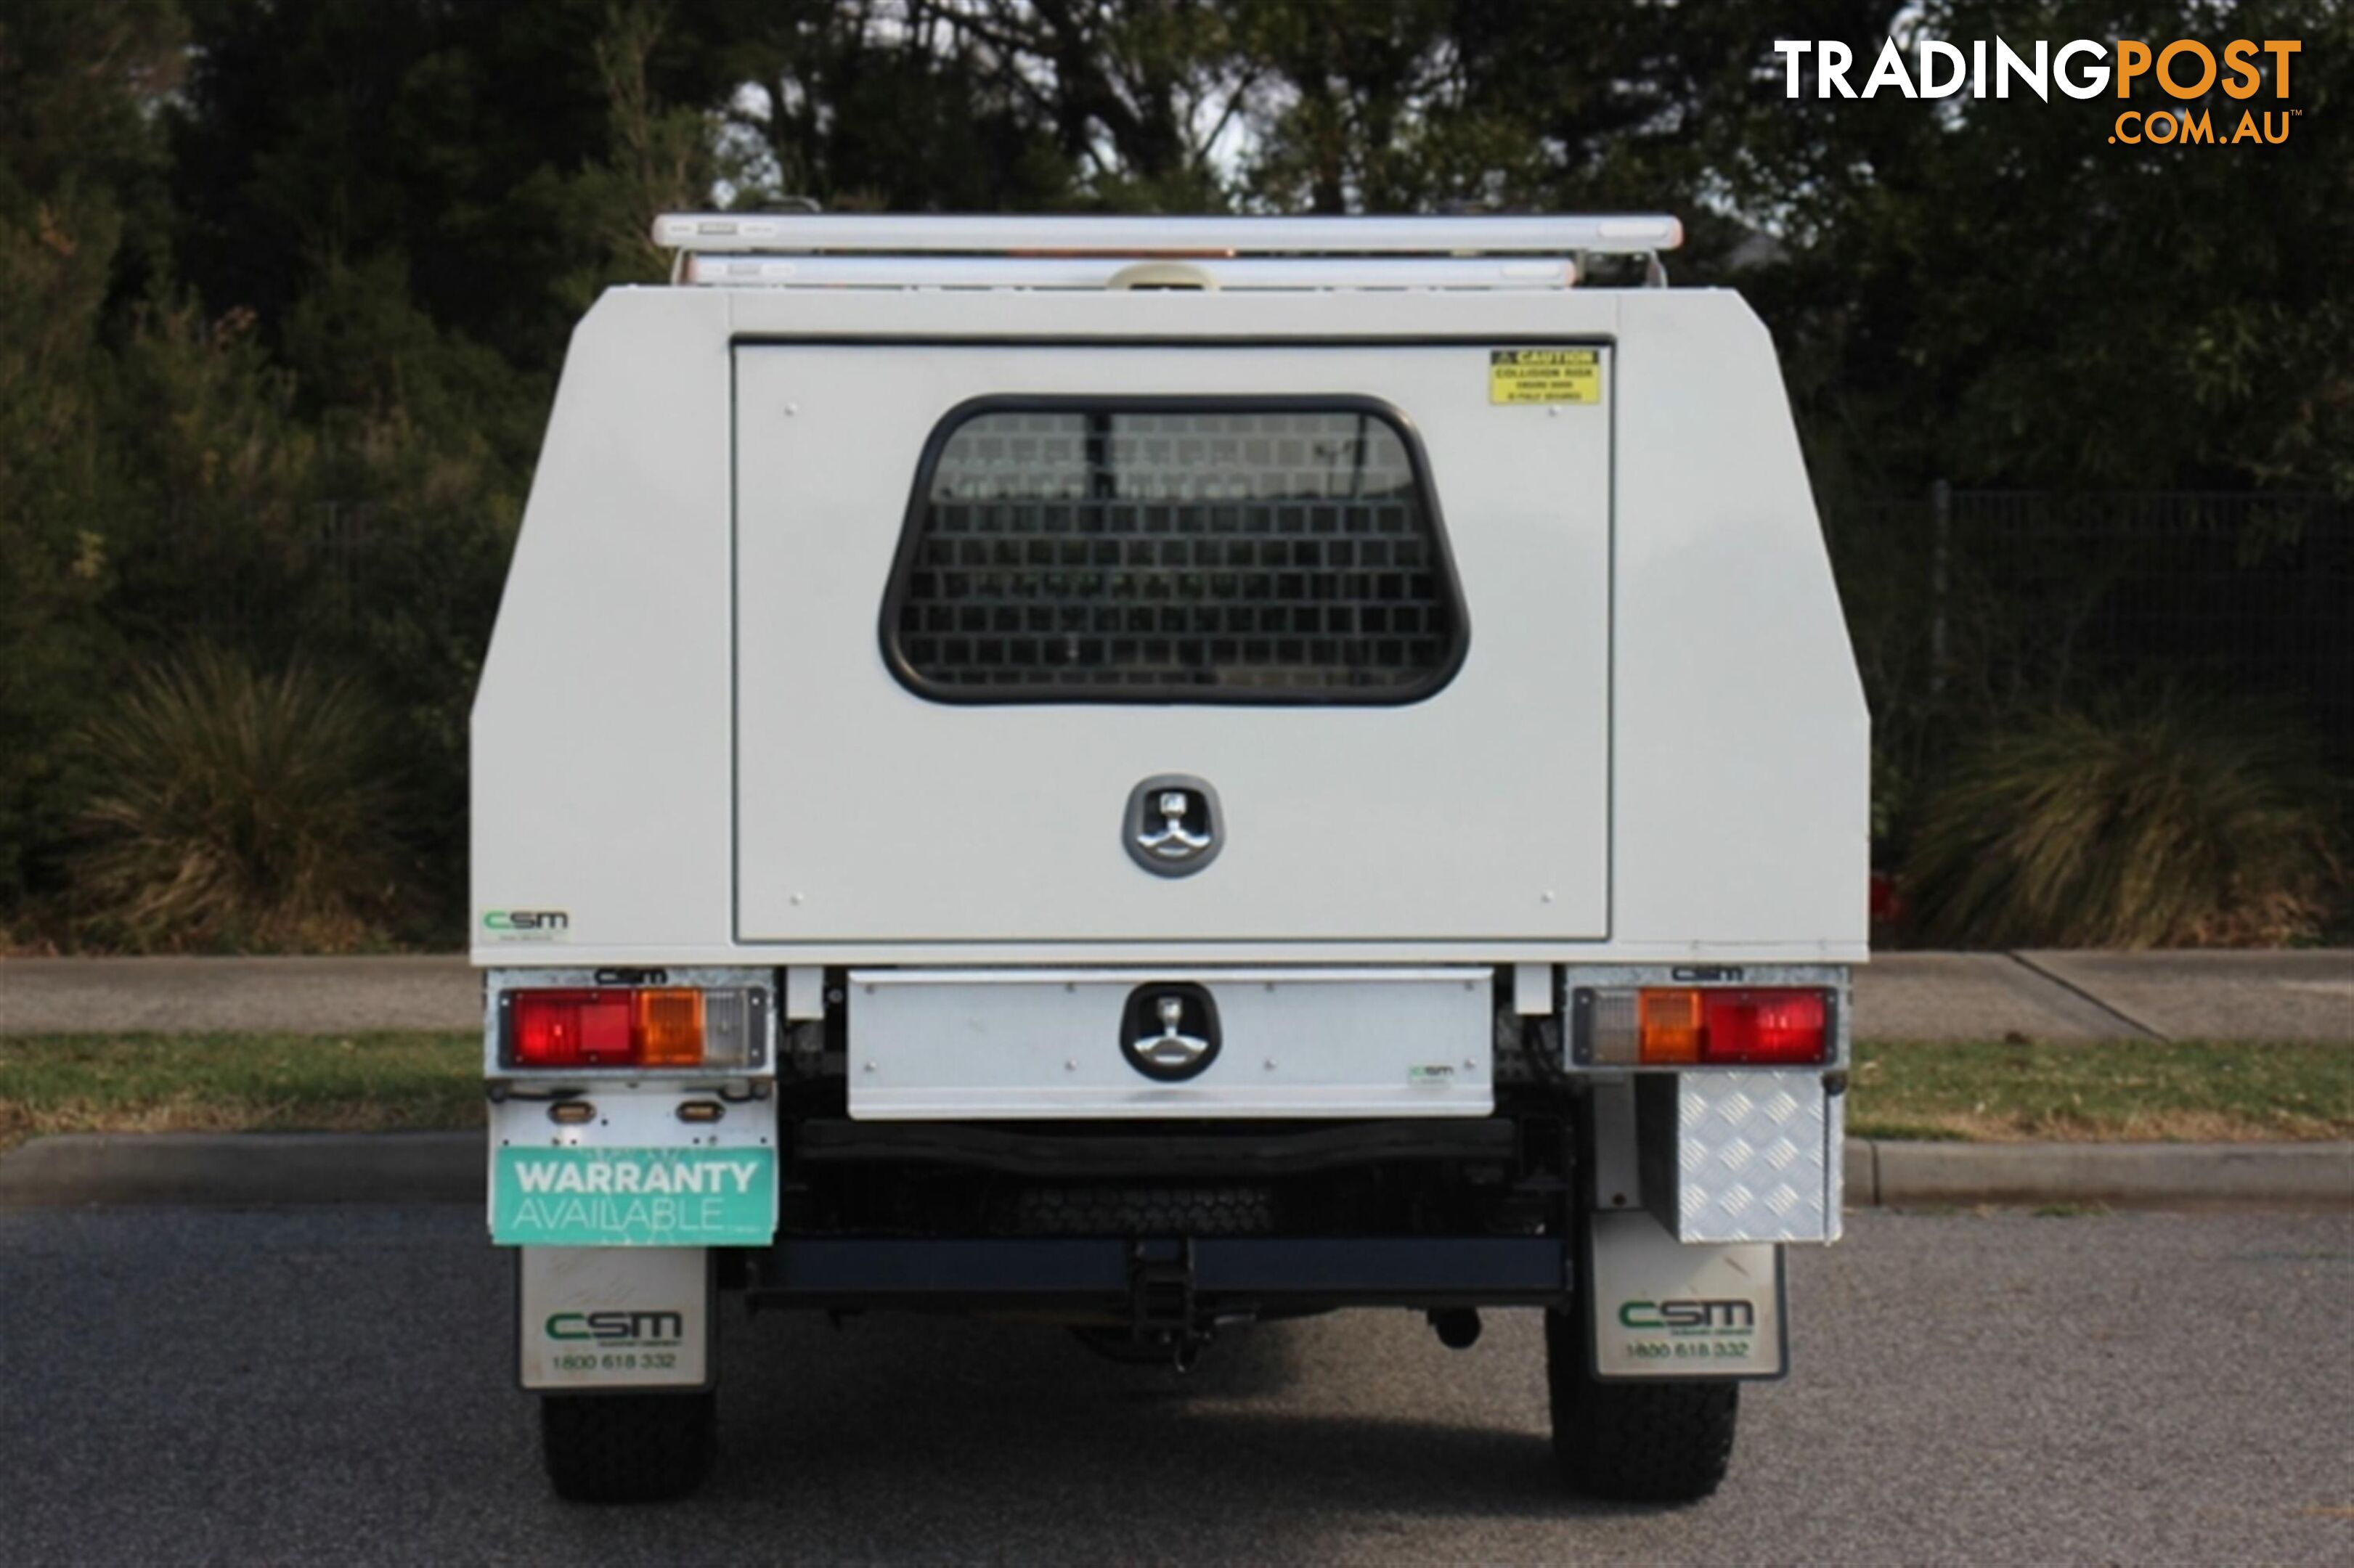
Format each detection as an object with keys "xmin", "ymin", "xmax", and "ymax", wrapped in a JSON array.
[{"xmin": 1, "ymin": 1209, "xmax": 2349, "ymax": 1564}]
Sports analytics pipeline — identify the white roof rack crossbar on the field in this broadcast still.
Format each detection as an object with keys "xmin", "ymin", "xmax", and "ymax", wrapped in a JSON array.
[
  {"xmin": 680, "ymin": 255, "xmax": 1579, "ymax": 290},
  {"xmin": 651, "ymin": 213, "xmax": 1682, "ymax": 257}
]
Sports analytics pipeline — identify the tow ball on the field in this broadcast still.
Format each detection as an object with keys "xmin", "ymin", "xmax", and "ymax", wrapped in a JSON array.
[{"xmin": 1114, "ymin": 1238, "xmax": 1214, "ymax": 1369}]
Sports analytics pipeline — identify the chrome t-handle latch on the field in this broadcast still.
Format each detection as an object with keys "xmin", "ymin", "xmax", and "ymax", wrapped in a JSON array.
[
  {"xmin": 1135, "ymin": 790, "xmax": 1212, "ymax": 858},
  {"xmin": 1137, "ymin": 995, "xmax": 1212, "ymax": 1066}
]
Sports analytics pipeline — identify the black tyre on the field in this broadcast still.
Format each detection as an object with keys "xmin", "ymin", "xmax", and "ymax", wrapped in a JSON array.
[
  {"xmin": 1544, "ymin": 1310, "xmax": 1737, "ymax": 1503},
  {"xmin": 540, "ymin": 1390, "xmax": 717, "ymax": 1504}
]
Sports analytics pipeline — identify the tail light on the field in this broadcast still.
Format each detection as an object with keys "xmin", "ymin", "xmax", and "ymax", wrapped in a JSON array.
[
  {"xmin": 1583, "ymin": 987, "xmax": 1830, "ymax": 1066},
  {"xmin": 1700, "ymin": 989, "xmax": 1829, "ymax": 1063},
  {"xmin": 504, "ymin": 986, "xmax": 761, "ymax": 1070}
]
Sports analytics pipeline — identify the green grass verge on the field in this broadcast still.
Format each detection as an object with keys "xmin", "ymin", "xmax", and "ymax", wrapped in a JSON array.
[
  {"xmin": 1848, "ymin": 1039, "xmax": 2354, "ymax": 1143},
  {"xmin": 1, "ymin": 1033, "xmax": 2347, "ymax": 1152},
  {"xmin": 0, "ymin": 1032, "xmax": 479, "ymax": 1152}
]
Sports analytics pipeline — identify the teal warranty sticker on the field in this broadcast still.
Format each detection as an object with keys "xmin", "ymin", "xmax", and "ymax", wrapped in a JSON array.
[{"xmin": 492, "ymin": 1146, "xmax": 775, "ymax": 1246}]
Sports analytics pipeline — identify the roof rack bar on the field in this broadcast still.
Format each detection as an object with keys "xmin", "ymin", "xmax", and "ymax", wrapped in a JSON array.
[
  {"xmin": 651, "ymin": 213, "xmax": 1682, "ymax": 257},
  {"xmin": 680, "ymin": 254, "xmax": 1579, "ymax": 290}
]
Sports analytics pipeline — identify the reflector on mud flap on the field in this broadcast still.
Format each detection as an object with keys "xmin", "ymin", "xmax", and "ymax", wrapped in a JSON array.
[
  {"xmin": 518, "ymin": 1246, "xmax": 712, "ymax": 1391},
  {"xmin": 1587, "ymin": 1209, "xmax": 1785, "ymax": 1381}
]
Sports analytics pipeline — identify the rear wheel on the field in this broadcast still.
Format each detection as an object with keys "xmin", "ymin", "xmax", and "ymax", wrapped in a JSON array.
[
  {"xmin": 1544, "ymin": 1310, "xmax": 1737, "ymax": 1503},
  {"xmin": 540, "ymin": 1389, "xmax": 716, "ymax": 1503}
]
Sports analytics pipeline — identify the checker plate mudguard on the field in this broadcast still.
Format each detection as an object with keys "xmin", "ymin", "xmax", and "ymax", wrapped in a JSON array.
[{"xmin": 1674, "ymin": 1069, "xmax": 1841, "ymax": 1244}]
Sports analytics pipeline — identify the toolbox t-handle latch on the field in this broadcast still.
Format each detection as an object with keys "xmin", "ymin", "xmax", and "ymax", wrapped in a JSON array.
[
  {"xmin": 1139, "ymin": 996, "xmax": 1213, "ymax": 1068},
  {"xmin": 1137, "ymin": 791, "xmax": 1213, "ymax": 857}
]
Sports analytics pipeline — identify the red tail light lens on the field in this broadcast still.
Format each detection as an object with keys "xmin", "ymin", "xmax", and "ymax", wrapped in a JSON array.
[
  {"xmin": 1698, "ymin": 989, "xmax": 1829, "ymax": 1064},
  {"xmin": 510, "ymin": 989, "xmax": 635, "ymax": 1066}
]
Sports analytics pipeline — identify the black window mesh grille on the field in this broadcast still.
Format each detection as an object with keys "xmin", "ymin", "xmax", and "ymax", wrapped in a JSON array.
[{"xmin": 887, "ymin": 407, "xmax": 1463, "ymax": 701}]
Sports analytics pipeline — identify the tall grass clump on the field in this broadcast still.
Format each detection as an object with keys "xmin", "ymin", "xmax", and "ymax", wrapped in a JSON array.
[
  {"xmin": 73, "ymin": 649, "xmax": 399, "ymax": 951},
  {"xmin": 1904, "ymin": 695, "xmax": 2345, "ymax": 948}
]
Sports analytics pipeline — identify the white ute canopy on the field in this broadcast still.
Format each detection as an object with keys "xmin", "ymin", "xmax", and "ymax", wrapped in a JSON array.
[{"xmin": 469, "ymin": 212, "xmax": 1868, "ymax": 966}]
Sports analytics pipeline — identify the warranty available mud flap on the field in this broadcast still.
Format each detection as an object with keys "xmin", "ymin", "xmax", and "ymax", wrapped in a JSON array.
[
  {"xmin": 492, "ymin": 1145, "xmax": 776, "ymax": 1246},
  {"xmin": 488, "ymin": 1086, "xmax": 781, "ymax": 1249},
  {"xmin": 1584, "ymin": 1209, "xmax": 1786, "ymax": 1381},
  {"xmin": 518, "ymin": 1246, "xmax": 714, "ymax": 1391}
]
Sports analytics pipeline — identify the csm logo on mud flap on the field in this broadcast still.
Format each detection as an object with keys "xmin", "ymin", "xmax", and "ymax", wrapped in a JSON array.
[
  {"xmin": 1619, "ymin": 1298, "xmax": 1758, "ymax": 1334},
  {"xmin": 545, "ymin": 1310, "xmax": 684, "ymax": 1344}
]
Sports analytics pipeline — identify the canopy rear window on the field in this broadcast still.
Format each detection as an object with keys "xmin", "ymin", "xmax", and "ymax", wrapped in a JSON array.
[{"xmin": 881, "ymin": 399, "xmax": 1467, "ymax": 703}]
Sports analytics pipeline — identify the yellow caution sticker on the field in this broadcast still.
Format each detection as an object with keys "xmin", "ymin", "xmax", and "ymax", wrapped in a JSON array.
[{"xmin": 1489, "ymin": 348, "xmax": 1602, "ymax": 405}]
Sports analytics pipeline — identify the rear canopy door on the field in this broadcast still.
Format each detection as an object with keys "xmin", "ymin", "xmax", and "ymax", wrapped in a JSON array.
[{"xmin": 733, "ymin": 343, "xmax": 1610, "ymax": 945}]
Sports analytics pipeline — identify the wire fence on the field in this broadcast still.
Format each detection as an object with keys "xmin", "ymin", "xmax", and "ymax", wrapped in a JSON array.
[
  {"xmin": 132, "ymin": 498, "xmax": 498, "ymax": 676},
  {"xmin": 142, "ymin": 500, "xmax": 386, "ymax": 655},
  {"xmin": 1825, "ymin": 488, "xmax": 2354, "ymax": 780}
]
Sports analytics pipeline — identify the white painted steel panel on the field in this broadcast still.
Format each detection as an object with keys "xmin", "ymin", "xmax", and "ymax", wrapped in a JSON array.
[
  {"xmin": 1611, "ymin": 290, "xmax": 1870, "ymax": 954},
  {"xmin": 1673, "ymin": 1069, "xmax": 1836, "ymax": 1244},
  {"xmin": 783, "ymin": 965, "xmax": 826, "ymax": 1021},
  {"xmin": 847, "ymin": 968, "xmax": 1494, "ymax": 1119},
  {"xmin": 471, "ymin": 289, "xmax": 737, "ymax": 957},
  {"xmin": 1513, "ymin": 963, "xmax": 1555, "ymax": 1016},
  {"xmin": 735, "ymin": 345, "xmax": 1611, "ymax": 945}
]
